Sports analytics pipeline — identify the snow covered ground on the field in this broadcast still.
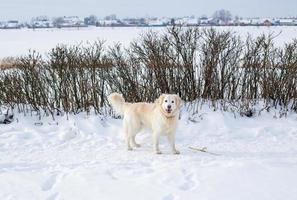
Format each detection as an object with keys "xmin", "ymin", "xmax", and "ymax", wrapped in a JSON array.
[
  {"xmin": 1, "ymin": 26, "xmax": 297, "ymax": 199},
  {"xmin": 0, "ymin": 26, "xmax": 297, "ymax": 58},
  {"xmin": 1, "ymin": 106, "xmax": 297, "ymax": 200}
]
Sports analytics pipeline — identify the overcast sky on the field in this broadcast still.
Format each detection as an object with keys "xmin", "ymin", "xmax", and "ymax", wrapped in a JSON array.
[{"xmin": 1, "ymin": 0, "xmax": 296, "ymax": 21}]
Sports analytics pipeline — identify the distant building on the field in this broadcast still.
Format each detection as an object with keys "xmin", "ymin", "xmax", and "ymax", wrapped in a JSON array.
[
  {"xmin": 249, "ymin": 18, "xmax": 276, "ymax": 26},
  {"xmin": 30, "ymin": 16, "xmax": 53, "ymax": 28},
  {"xmin": 55, "ymin": 16, "xmax": 86, "ymax": 28},
  {"xmin": 174, "ymin": 17, "xmax": 189, "ymax": 26},
  {"xmin": 278, "ymin": 18, "xmax": 296, "ymax": 26},
  {"xmin": 122, "ymin": 18, "xmax": 148, "ymax": 26},
  {"xmin": 0, "ymin": 20, "xmax": 20, "ymax": 29},
  {"xmin": 263, "ymin": 19, "xmax": 273, "ymax": 26},
  {"xmin": 147, "ymin": 17, "xmax": 170, "ymax": 27},
  {"xmin": 238, "ymin": 19, "xmax": 251, "ymax": 26},
  {"xmin": 216, "ymin": 19, "xmax": 233, "ymax": 26},
  {"xmin": 186, "ymin": 17, "xmax": 199, "ymax": 26},
  {"xmin": 250, "ymin": 18, "xmax": 261, "ymax": 26},
  {"xmin": 198, "ymin": 17, "xmax": 211, "ymax": 26},
  {"xmin": 97, "ymin": 19, "xmax": 123, "ymax": 27}
]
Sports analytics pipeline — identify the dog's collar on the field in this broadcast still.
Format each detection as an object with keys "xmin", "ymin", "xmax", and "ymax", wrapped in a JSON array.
[{"xmin": 165, "ymin": 115, "xmax": 177, "ymax": 119}]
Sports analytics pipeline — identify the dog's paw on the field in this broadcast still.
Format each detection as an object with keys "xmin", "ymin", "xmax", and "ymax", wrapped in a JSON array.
[
  {"xmin": 127, "ymin": 147, "xmax": 133, "ymax": 151},
  {"xmin": 134, "ymin": 143, "xmax": 141, "ymax": 148},
  {"xmin": 155, "ymin": 150, "xmax": 162, "ymax": 154},
  {"xmin": 173, "ymin": 150, "xmax": 180, "ymax": 154}
]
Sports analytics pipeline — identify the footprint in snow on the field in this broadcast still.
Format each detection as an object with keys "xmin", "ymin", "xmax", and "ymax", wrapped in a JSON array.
[
  {"xmin": 42, "ymin": 174, "xmax": 60, "ymax": 191},
  {"xmin": 46, "ymin": 192, "xmax": 59, "ymax": 200},
  {"xmin": 163, "ymin": 193, "xmax": 178, "ymax": 200},
  {"xmin": 179, "ymin": 172, "xmax": 198, "ymax": 191},
  {"xmin": 105, "ymin": 170, "xmax": 118, "ymax": 180}
]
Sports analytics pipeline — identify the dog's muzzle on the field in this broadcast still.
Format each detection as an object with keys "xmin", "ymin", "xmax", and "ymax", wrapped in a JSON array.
[{"xmin": 166, "ymin": 106, "xmax": 172, "ymax": 113}]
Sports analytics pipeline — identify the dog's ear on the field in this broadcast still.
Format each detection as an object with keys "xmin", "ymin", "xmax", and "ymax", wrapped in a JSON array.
[
  {"xmin": 174, "ymin": 95, "xmax": 182, "ymax": 109},
  {"xmin": 155, "ymin": 94, "xmax": 165, "ymax": 105}
]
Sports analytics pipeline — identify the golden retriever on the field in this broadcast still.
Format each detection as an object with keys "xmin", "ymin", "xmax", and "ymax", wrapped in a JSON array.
[{"xmin": 108, "ymin": 93, "xmax": 182, "ymax": 154}]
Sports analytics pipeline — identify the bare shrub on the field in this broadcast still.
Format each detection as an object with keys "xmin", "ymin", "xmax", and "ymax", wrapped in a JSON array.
[{"xmin": 0, "ymin": 26, "xmax": 296, "ymax": 118}]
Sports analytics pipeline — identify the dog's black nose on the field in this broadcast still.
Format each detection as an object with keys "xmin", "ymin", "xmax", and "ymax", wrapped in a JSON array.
[{"xmin": 167, "ymin": 105, "xmax": 171, "ymax": 109}]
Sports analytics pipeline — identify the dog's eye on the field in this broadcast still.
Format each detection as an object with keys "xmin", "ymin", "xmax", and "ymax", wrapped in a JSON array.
[
  {"xmin": 172, "ymin": 101, "xmax": 174, "ymax": 103},
  {"xmin": 165, "ymin": 100, "xmax": 168, "ymax": 102}
]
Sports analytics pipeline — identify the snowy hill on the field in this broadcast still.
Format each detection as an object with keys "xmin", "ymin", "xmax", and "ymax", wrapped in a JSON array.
[{"xmin": 1, "ymin": 106, "xmax": 297, "ymax": 200}]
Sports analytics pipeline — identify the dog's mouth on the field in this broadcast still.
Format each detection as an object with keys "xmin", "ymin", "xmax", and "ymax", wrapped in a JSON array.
[{"xmin": 165, "ymin": 108, "xmax": 172, "ymax": 113}]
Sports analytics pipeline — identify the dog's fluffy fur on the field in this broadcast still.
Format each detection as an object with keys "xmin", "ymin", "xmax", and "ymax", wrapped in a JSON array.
[{"xmin": 108, "ymin": 93, "xmax": 182, "ymax": 154}]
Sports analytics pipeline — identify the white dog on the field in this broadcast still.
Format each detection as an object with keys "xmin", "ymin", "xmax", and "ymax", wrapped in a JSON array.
[{"xmin": 108, "ymin": 93, "xmax": 182, "ymax": 154}]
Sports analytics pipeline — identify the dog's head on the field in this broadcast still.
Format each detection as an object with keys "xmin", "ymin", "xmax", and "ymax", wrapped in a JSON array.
[{"xmin": 155, "ymin": 94, "xmax": 182, "ymax": 117}]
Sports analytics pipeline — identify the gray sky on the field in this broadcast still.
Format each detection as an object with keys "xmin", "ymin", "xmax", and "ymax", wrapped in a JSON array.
[{"xmin": 1, "ymin": 0, "xmax": 296, "ymax": 21}]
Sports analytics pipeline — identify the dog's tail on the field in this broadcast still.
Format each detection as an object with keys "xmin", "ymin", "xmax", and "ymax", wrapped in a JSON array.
[{"xmin": 108, "ymin": 93, "xmax": 126, "ymax": 115}]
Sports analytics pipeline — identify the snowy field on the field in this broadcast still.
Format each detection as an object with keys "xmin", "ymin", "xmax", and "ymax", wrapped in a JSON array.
[
  {"xmin": 0, "ymin": 26, "xmax": 297, "ymax": 58},
  {"xmin": 1, "ymin": 106, "xmax": 297, "ymax": 200}
]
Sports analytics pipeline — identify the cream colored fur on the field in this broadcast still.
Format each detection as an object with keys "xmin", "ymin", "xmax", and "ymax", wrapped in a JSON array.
[{"xmin": 108, "ymin": 93, "xmax": 182, "ymax": 154}]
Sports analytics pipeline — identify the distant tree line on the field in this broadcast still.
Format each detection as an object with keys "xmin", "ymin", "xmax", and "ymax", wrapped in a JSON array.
[{"xmin": 0, "ymin": 26, "xmax": 297, "ymax": 119}]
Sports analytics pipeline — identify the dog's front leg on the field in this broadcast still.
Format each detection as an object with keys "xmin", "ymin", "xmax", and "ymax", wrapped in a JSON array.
[
  {"xmin": 153, "ymin": 132, "xmax": 162, "ymax": 154},
  {"xmin": 168, "ymin": 132, "xmax": 180, "ymax": 154}
]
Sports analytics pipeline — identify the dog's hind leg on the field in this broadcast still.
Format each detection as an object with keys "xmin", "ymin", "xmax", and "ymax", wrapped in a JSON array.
[
  {"xmin": 128, "ymin": 118, "xmax": 141, "ymax": 148},
  {"xmin": 128, "ymin": 126, "xmax": 141, "ymax": 148},
  {"xmin": 131, "ymin": 135, "xmax": 141, "ymax": 148}
]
